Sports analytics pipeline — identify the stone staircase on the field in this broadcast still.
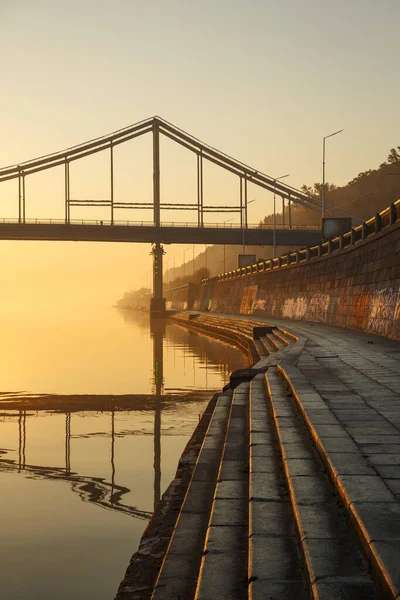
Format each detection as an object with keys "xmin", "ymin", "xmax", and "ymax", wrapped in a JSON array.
[{"xmin": 149, "ymin": 315, "xmax": 398, "ymax": 600}]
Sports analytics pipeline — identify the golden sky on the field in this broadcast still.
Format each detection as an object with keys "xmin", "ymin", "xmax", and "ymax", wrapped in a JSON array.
[{"xmin": 1, "ymin": 0, "xmax": 399, "ymax": 309}]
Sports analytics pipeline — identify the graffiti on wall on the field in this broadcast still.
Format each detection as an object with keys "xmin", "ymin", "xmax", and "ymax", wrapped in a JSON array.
[
  {"xmin": 254, "ymin": 298, "xmax": 267, "ymax": 312},
  {"xmin": 307, "ymin": 294, "xmax": 330, "ymax": 322},
  {"xmin": 240, "ymin": 285, "xmax": 258, "ymax": 315},
  {"xmin": 349, "ymin": 291, "xmax": 371, "ymax": 330},
  {"xmin": 367, "ymin": 287, "xmax": 400, "ymax": 335},
  {"xmin": 282, "ymin": 297, "xmax": 308, "ymax": 320}
]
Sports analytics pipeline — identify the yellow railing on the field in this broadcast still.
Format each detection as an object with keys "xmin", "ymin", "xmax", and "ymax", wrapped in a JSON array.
[{"xmin": 202, "ymin": 199, "xmax": 400, "ymax": 285}]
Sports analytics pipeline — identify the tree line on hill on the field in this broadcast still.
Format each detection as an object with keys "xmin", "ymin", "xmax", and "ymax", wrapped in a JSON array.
[{"xmin": 259, "ymin": 145, "xmax": 400, "ymax": 228}]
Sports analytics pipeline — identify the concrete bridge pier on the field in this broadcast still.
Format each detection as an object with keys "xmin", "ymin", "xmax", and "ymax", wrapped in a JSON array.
[
  {"xmin": 150, "ymin": 241, "xmax": 166, "ymax": 316},
  {"xmin": 150, "ymin": 120, "xmax": 166, "ymax": 317}
]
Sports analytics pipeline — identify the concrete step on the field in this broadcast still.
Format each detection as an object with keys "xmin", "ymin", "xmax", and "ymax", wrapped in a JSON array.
[
  {"xmin": 151, "ymin": 389, "xmax": 234, "ymax": 600},
  {"xmin": 266, "ymin": 333, "xmax": 281, "ymax": 351},
  {"xmin": 254, "ymin": 339, "xmax": 267, "ymax": 359},
  {"xmin": 280, "ymin": 362, "xmax": 400, "ymax": 599},
  {"xmin": 265, "ymin": 368, "xmax": 380, "ymax": 599},
  {"xmin": 195, "ymin": 382, "xmax": 250, "ymax": 600},
  {"xmin": 249, "ymin": 373, "xmax": 308, "ymax": 600},
  {"xmin": 258, "ymin": 336, "xmax": 272, "ymax": 355},
  {"xmin": 271, "ymin": 329, "xmax": 290, "ymax": 347}
]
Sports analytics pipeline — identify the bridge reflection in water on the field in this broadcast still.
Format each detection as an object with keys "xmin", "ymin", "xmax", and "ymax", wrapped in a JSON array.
[{"xmin": 0, "ymin": 313, "xmax": 244, "ymax": 521}]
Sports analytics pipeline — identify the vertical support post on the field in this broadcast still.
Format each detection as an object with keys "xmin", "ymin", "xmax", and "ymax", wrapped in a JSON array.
[
  {"xmin": 362, "ymin": 222, "xmax": 368, "ymax": 240},
  {"xmin": 288, "ymin": 196, "xmax": 292, "ymax": 229},
  {"xmin": 244, "ymin": 176, "xmax": 248, "ymax": 228},
  {"xmin": 197, "ymin": 152, "xmax": 204, "ymax": 227},
  {"xmin": 200, "ymin": 152, "xmax": 203, "ymax": 226},
  {"xmin": 390, "ymin": 203, "xmax": 397, "ymax": 225},
  {"xmin": 282, "ymin": 196, "xmax": 285, "ymax": 228},
  {"xmin": 18, "ymin": 170, "xmax": 22, "ymax": 224},
  {"xmin": 22, "ymin": 174, "xmax": 26, "ymax": 223},
  {"xmin": 153, "ymin": 120, "xmax": 161, "ymax": 228},
  {"xmin": 110, "ymin": 143, "xmax": 114, "ymax": 225},
  {"xmin": 375, "ymin": 212, "xmax": 382, "ymax": 233},
  {"xmin": 322, "ymin": 136, "xmax": 326, "ymax": 220},
  {"xmin": 197, "ymin": 153, "xmax": 201, "ymax": 226},
  {"xmin": 273, "ymin": 181, "xmax": 276, "ymax": 259},
  {"xmin": 64, "ymin": 159, "xmax": 70, "ymax": 224},
  {"xmin": 239, "ymin": 177, "xmax": 243, "ymax": 228}
]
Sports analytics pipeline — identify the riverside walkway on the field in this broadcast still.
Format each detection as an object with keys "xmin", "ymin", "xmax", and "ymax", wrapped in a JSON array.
[{"xmin": 120, "ymin": 313, "xmax": 400, "ymax": 600}]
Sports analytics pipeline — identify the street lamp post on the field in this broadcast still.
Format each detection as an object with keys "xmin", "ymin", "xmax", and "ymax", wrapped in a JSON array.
[
  {"xmin": 183, "ymin": 248, "xmax": 191, "ymax": 277},
  {"xmin": 322, "ymin": 129, "xmax": 343, "ymax": 219},
  {"xmin": 223, "ymin": 218, "xmax": 233, "ymax": 273},
  {"xmin": 242, "ymin": 199, "xmax": 256, "ymax": 255},
  {"xmin": 165, "ymin": 259, "xmax": 170, "ymax": 284},
  {"xmin": 273, "ymin": 175, "xmax": 290, "ymax": 259}
]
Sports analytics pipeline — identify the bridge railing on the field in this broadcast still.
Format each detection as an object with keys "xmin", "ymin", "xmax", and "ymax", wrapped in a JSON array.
[
  {"xmin": 203, "ymin": 200, "xmax": 400, "ymax": 284},
  {"xmin": 0, "ymin": 217, "xmax": 320, "ymax": 230}
]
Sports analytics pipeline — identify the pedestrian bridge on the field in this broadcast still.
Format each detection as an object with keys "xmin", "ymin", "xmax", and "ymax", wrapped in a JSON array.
[
  {"xmin": 0, "ymin": 116, "xmax": 355, "ymax": 246},
  {"xmin": 0, "ymin": 218, "xmax": 321, "ymax": 246}
]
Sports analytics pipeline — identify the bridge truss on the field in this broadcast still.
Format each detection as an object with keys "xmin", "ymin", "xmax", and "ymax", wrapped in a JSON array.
[{"xmin": 0, "ymin": 116, "xmax": 353, "ymax": 228}]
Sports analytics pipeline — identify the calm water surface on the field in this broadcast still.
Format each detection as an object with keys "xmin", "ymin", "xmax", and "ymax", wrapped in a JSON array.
[{"xmin": 0, "ymin": 308, "xmax": 246, "ymax": 600}]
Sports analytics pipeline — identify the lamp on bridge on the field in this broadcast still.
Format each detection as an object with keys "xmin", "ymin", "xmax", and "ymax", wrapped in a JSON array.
[
  {"xmin": 322, "ymin": 129, "xmax": 344, "ymax": 219},
  {"xmin": 273, "ymin": 175, "xmax": 290, "ymax": 259}
]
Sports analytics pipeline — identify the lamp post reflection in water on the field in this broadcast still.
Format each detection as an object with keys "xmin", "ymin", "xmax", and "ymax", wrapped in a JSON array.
[
  {"xmin": 18, "ymin": 409, "xmax": 26, "ymax": 470},
  {"xmin": 65, "ymin": 412, "xmax": 71, "ymax": 476},
  {"xmin": 151, "ymin": 318, "xmax": 165, "ymax": 510},
  {"xmin": 111, "ymin": 409, "xmax": 115, "ymax": 506}
]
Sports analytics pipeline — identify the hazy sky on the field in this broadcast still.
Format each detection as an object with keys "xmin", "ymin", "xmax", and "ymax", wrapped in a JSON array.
[{"xmin": 1, "ymin": 0, "xmax": 399, "ymax": 310}]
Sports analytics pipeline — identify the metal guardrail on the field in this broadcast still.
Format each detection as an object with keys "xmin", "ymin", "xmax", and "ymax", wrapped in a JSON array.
[
  {"xmin": 202, "ymin": 200, "xmax": 400, "ymax": 285},
  {"xmin": 0, "ymin": 217, "xmax": 320, "ymax": 230}
]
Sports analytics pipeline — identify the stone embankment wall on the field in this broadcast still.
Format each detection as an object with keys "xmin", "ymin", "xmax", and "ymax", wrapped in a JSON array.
[
  {"xmin": 165, "ymin": 282, "xmax": 199, "ymax": 311},
  {"xmin": 192, "ymin": 221, "xmax": 400, "ymax": 340}
]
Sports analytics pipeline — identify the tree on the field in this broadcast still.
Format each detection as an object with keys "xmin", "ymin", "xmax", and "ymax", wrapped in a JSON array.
[{"xmin": 387, "ymin": 147, "xmax": 400, "ymax": 164}]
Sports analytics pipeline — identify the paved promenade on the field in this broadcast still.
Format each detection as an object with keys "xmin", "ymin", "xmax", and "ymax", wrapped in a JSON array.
[{"xmin": 144, "ymin": 313, "xmax": 400, "ymax": 599}]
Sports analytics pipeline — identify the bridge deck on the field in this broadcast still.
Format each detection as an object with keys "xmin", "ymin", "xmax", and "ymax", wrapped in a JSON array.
[{"xmin": 0, "ymin": 222, "xmax": 322, "ymax": 246}]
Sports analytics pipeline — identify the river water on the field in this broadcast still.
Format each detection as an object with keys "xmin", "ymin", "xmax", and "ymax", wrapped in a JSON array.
[{"xmin": 0, "ymin": 308, "xmax": 246, "ymax": 600}]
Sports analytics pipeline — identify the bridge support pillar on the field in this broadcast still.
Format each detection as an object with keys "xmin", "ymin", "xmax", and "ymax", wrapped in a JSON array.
[{"xmin": 150, "ymin": 242, "xmax": 166, "ymax": 317}]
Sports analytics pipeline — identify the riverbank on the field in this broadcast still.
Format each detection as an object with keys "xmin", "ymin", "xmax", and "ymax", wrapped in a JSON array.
[{"xmin": 122, "ymin": 311, "xmax": 400, "ymax": 600}]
